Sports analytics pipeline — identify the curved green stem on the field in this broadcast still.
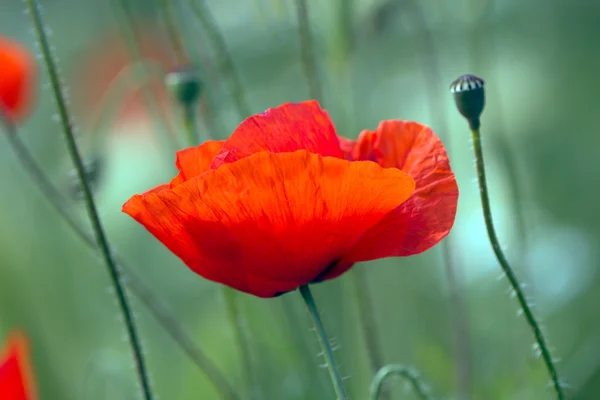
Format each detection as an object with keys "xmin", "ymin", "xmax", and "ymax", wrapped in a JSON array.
[
  {"xmin": 0, "ymin": 116, "xmax": 239, "ymax": 400},
  {"xmin": 88, "ymin": 60, "xmax": 169, "ymax": 150},
  {"xmin": 369, "ymin": 365, "xmax": 433, "ymax": 400},
  {"xmin": 188, "ymin": 0, "xmax": 251, "ymax": 119},
  {"xmin": 110, "ymin": 0, "xmax": 178, "ymax": 152},
  {"xmin": 299, "ymin": 285, "xmax": 348, "ymax": 400},
  {"xmin": 25, "ymin": 1, "xmax": 153, "ymax": 398},
  {"xmin": 470, "ymin": 128, "xmax": 564, "ymax": 399},
  {"xmin": 294, "ymin": 0, "xmax": 323, "ymax": 103}
]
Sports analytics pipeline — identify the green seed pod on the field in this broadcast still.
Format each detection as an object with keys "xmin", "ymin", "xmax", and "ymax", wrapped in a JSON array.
[
  {"xmin": 449, "ymin": 74, "xmax": 485, "ymax": 130},
  {"xmin": 165, "ymin": 66, "xmax": 202, "ymax": 107}
]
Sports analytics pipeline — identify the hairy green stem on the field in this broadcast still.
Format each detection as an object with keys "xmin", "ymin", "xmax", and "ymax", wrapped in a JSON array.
[
  {"xmin": 369, "ymin": 364, "xmax": 433, "ymax": 400},
  {"xmin": 0, "ymin": 113, "xmax": 239, "ymax": 400},
  {"xmin": 470, "ymin": 128, "xmax": 564, "ymax": 399},
  {"xmin": 25, "ymin": 1, "xmax": 153, "ymax": 398},
  {"xmin": 294, "ymin": 0, "xmax": 323, "ymax": 103},
  {"xmin": 189, "ymin": 0, "xmax": 251, "ymax": 119},
  {"xmin": 299, "ymin": 285, "xmax": 348, "ymax": 400}
]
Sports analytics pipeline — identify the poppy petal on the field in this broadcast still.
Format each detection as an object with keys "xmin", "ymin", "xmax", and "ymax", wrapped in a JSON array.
[
  {"xmin": 170, "ymin": 140, "xmax": 224, "ymax": 187},
  {"xmin": 0, "ymin": 332, "xmax": 36, "ymax": 400},
  {"xmin": 0, "ymin": 36, "xmax": 35, "ymax": 123},
  {"xmin": 329, "ymin": 121, "xmax": 458, "ymax": 274},
  {"xmin": 123, "ymin": 150, "xmax": 415, "ymax": 297},
  {"xmin": 210, "ymin": 101, "xmax": 343, "ymax": 169}
]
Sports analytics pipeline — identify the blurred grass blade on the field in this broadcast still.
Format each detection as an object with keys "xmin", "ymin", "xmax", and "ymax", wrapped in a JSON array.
[
  {"xmin": 188, "ymin": 0, "xmax": 251, "ymax": 119},
  {"xmin": 294, "ymin": 0, "xmax": 323, "ymax": 103},
  {"xmin": 0, "ymin": 114, "xmax": 240, "ymax": 400}
]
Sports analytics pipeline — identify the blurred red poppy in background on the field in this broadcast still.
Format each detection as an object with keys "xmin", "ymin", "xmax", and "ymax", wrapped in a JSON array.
[
  {"xmin": 0, "ymin": 332, "xmax": 37, "ymax": 400},
  {"xmin": 0, "ymin": 35, "xmax": 35, "ymax": 123},
  {"xmin": 123, "ymin": 101, "xmax": 458, "ymax": 298},
  {"xmin": 70, "ymin": 24, "xmax": 178, "ymax": 131}
]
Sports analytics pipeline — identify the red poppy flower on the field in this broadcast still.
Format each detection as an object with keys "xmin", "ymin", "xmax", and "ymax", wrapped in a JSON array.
[
  {"xmin": 0, "ymin": 332, "xmax": 37, "ymax": 400},
  {"xmin": 123, "ymin": 101, "xmax": 458, "ymax": 297},
  {"xmin": 0, "ymin": 36, "xmax": 35, "ymax": 123}
]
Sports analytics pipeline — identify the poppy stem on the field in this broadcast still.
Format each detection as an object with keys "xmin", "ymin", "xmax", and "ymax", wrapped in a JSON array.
[
  {"xmin": 25, "ymin": 1, "xmax": 153, "ymax": 399},
  {"xmin": 369, "ymin": 364, "xmax": 434, "ymax": 400},
  {"xmin": 0, "ymin": 114, "xmax": 240, "ymax": 400},
  {"xmin": 298, "ymin": 285, "xmax": 348, "ymax": 400},
  {"xmin": 470, "ymin": 128, "xmax": 564, "ymax": 399},
  {"xmin": 188, "ymin": 0, "xmax": 252, "ymax": 120},
  {"xmin": 294, "ymin": 0, "xmax": 323, "ymax": 104},
  {"xmin": 183, "ymin": 105, "xmax": 201, "ymax": 146}
]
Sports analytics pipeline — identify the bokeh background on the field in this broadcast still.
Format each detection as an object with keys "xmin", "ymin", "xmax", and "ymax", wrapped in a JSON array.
[{"xmin": 1, "ymin": 0, "xmax": 598, "ymax": 399}]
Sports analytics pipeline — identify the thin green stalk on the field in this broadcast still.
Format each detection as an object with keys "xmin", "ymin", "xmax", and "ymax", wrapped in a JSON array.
[
  {"xmin": 158, "ymin": 0, "xmax": 189, "ymax": 62},
  {"xmin": 470, "ymin": 0, "xmax": 530, "ymax": 275},
  {"xmin": 369, "ymin": 364, "xmax": 434, "ymax": 400},
  {"xmin": 294, "ymin": 0, "xmax": 323, "ymax": 103},
  {"xmin": 183, "ymin": 105, "xmax": 200, "ymax": 145},
  {"xmin": 25, "ymin": 1, "xmax": 153, "ymax": 398},
  {"xmin": 0, "ymin": 116, "xmax": 239, "ymax": 400},
  {"xmin": 222, "ymin": 288, "xmax": 259, "ymax": 400},
  {"xmin": 111, "ymin": 0, "xmax": 178, "ymax": 152},
  {"xmin": 350, "ymin": 269, "xmax": 385, "ymax": 376},
  {"xmin": 470, "ymin": 128, "xmax": 564, "ymax": 400},
  {"xmin": 299, "ymin": 285, "xmax": 348, "ymax": 400},
  {"xmin": 188, "ymin": 0, "xmax": 251, "ymax": 119},
  {"xmin": 407, "ymin": 2, "xmax": 473, "ymax": 396}
]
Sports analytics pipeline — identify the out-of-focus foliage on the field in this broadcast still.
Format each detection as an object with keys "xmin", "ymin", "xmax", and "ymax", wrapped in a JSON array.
[{"xmin": 1, "ymin": 0, "xmax": 598, "ymax": 399}]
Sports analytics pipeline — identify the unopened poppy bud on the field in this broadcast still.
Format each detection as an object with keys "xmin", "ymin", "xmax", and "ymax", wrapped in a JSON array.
[
  {"xmin": 165, "ymin": 67, "xmax": 202, "ymax": 108},
  {"xmin": 449, "ymin": 74, "xmax": 485, "ymax": 130}
]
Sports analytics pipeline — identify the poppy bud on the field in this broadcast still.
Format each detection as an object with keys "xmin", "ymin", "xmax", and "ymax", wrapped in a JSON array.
[
  {"xmin": 449, "ymin": 74, "xmax": 485, "ymax": 130},
  {"xmin": 164, "ymin": 66, "xmax": 202, "ymax": 108}
]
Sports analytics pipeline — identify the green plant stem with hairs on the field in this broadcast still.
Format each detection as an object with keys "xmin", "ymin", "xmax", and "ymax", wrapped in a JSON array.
[
  {"xmin": 189, "ymin": 0, "xmax": 251, "ymax": 119},
  {"xmin": 25, "ymin": 0, "xmax": 153, "ymax": 399},
  {"xmin": 470, "ymin": 128, "xmax": 564, "ymax": 400},
  {"xmin": 0, "ymin": 116, "xmax": 240, "ymax": 400},
  {"xmin": 299, "ymin": 285, "xmax": 348, "ymax": 400},
  {"xmin": 294, "ymin": 0, "xmax": 323, "ymax": 103},
  {"xmin": 369, "ymin": 364, "xmax": 434, "ymax": 400}
]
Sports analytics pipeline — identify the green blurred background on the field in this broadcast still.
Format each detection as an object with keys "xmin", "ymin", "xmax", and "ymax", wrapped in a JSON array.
[{"xmin": 1, "ymin": 0, "xmax": 599, "ymax": 399}]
